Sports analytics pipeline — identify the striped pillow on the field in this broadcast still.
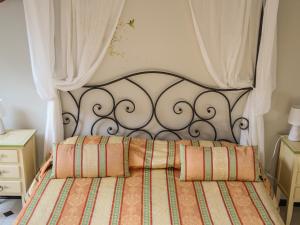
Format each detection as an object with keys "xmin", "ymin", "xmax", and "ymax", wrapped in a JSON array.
[
  {"xmin": 180, "ymin": 145, "xmax": 260, "ymax": 181},
  {"xmin": 128, "ymin": 137, "xmax": 237, "ymax": 169},
  {"xmin": 51, "ymin": 136, "xmax": 130, "ymax": 178}
]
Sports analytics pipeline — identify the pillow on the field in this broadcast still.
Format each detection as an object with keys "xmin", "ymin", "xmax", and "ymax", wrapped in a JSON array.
[
  {"xmin": 128, "ymin": 137, "xmax": 237, "ymax": 169},
  {"xmin": 51, "ymin": 135, "xmax": 130, "ymax": 178},
  {"xmin": 180, "ymin": 144, "xmax": 260, "ymax": 181}
]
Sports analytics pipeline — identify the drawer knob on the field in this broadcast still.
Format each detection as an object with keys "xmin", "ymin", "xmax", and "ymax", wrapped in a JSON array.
[{"xmin": 0, "ymin": 185, "xmax": 3, "ymax": 192}]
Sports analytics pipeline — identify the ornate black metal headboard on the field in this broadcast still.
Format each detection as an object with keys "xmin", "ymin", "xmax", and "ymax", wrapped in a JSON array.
[{"xmin": 61, "ymin": 70, "xmax": 252, "ymax": 143}]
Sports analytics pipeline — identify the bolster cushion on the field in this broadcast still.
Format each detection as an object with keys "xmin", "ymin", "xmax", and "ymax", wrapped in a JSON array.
[
  {"xmin": 128, "ymin": 137, "xmax": 238, "ymax": 169},
  {"xmin": 51, "ymin": 135, "xmax": 130, "ymax": 178},
  {"xmin": 180, "ymin": 144, "xmax": 260, "ymax": 181}
]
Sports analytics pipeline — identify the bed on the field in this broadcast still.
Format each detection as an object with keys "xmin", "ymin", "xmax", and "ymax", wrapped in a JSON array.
[
  {"xmin": 15, "ymin": 168, "xmax": 283, "ymax": 225},
  {"xmin": 15, "ymin": 71, "xmax": 284, "ymax": 225}
]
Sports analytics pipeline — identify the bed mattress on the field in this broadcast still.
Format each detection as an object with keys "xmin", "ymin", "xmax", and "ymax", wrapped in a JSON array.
[{"xmin": 15, "ymin": 168, "xmax": 283, "ymax": 225}]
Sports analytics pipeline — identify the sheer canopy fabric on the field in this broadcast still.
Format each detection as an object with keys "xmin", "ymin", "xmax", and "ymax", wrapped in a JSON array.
[
  {"xmin": 240, "ymin": 0, "xmax": 279, "ymax": 166},
  {"xmin": 23, "ymin": 0, "xmax": 125, "ymax": 157},
  {"xmin": 189, "ymin": 0, "xmax": 279, "ymax": 166},
  {"xmin": 189, "ymin": 0, "xmax": 263, "ymax": 88}
]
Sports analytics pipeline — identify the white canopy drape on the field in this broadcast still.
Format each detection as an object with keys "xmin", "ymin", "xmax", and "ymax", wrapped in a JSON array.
[
  {"xmin": 189, "ymin": 0, "xmax": 279, "ymax": 166},
  {"xmin": 189, "ymin": 0, "xmax": 263, "ymax": 88},
  {"xmin": 240, "ymin": 0, "xmax": 279, "ymax": 166},
  {"xmin": 23, "ymin": 0, "xmax": 125, "ymax": 157}
]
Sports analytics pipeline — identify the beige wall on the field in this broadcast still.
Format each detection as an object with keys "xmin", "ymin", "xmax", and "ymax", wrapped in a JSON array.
[
  {"xmin": 0, "ymin": 0, "xmax": 299, "ymax": 167},
  {"xmin": 91, "ymin": 0, "xmax": 213, "ymax": 84},
  {"xmin": 0, "ymin": 0, "xmax": 46, "ymax": 165},
  {"xmin": 265, "ymin": 0, "xmax": 300, "ymax": 169}
]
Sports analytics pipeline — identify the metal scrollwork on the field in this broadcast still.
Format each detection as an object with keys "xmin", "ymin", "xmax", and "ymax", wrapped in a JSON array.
[
  {"xmin": 62, "ymin": 70, "xmax": 252, "ymax": 143},
  {"xmin": 62, "ymin": 112, "xmax": 77, "ymax": 125}
]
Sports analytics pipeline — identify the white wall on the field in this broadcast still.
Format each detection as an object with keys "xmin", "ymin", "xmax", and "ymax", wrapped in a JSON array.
[
  {"xmin": 0, "ymin": 0, "xmax": 46, "ymax": 165},
  {"xmin": 0, "ymin": 0, "xmax": 299, "ymax": 168}
]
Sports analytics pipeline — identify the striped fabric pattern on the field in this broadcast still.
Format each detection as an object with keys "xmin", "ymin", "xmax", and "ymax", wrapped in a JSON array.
[
  {"xmin": 15, "ymin": 168, "xmax": 283, "ymax": 225},
  {"xmin": 58, "ymin": 136, "xmax": 239, "ymax": 171},
  {"xmin": 80, "ymin": 178, "xmax": 101, "ymax": 225},
  {"xmin": 51, "ymin": 136, "xmax": 130, "ymax": 178},
  {"xmin": 193, "ymin": 182, "xmax": 213, "ymax": 225},
  {"xmin": 142, "ymin": 140, "xmax": 154, "ymax": 225},
  {"xmin": 46, "ymin": 179, "xmax": 75, "ymax": 225},
  {"xmin": 129, "ymin": 137, "xmax": 238, "ymax": 169},
  {"xmin": 109, "ymin": 178, "xmax": 125, "ymax": 225},
  {"xmin": 180, "ymin": 144, "xmax": 260, "ymax": 181},
  {"xmin": 166, "ymin": 169, "xmax": 181, "ymax": 225},
  {"xmin": 218, "ymin": 182, "xmax": 242, "ymax": 224}
]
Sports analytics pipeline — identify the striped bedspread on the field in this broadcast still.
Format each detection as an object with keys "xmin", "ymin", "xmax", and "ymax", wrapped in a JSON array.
[{"xmin": 15, "ymin": 169, "xmax": 283, "ymax": 225}]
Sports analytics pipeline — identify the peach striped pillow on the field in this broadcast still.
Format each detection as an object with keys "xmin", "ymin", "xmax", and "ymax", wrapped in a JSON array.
[
  {"xmin": 128, "ymin": 137, "xmax": 238, "ymax": 169},
  {"xmin": 50, "ymin": 135, "xmax": 130, "ymax": 178},
  {"xmin": 180, "ymin": 144, "xmax": 260, "ymax": 181}
]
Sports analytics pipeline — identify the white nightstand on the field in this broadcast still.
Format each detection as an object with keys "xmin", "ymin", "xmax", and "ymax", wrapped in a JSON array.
[
  {"xmin": 276, "ymin": 135, "xmax": 300, "ymax": 225},
  {"xmin": 0, "ymin": 129, "xmax": 36, "ymax": 203}
]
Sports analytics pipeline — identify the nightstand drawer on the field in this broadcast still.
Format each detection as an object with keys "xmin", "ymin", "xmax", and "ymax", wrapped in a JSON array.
[
  {"xmin": 0, "ymin": 165, "xmax": 20, "ymax": 178},
  {"xmin": 0, "ymin": 180, "xmax": 21, "ymax": 195},
  {"xmin": 0, "ymin": 150, "xmax": 18, "ymax": 163},
  {"xmin": 0, "ymin": 130, "xmax": 36, "ymax": 201}
]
